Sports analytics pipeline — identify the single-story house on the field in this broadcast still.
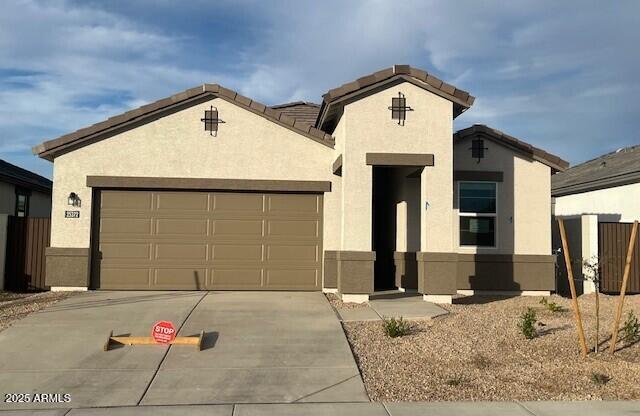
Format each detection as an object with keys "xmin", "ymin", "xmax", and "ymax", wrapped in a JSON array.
[
  {"xmin": 0, "ymin": 159, "xmax": 52, "ymax": 218},
  {"xmin": 34, "ymin": 65, "xmax": 568, "ymax": 303},
  {"xmin": 552, "ymin": 145, "xmax": 640, "ymax": 295}
]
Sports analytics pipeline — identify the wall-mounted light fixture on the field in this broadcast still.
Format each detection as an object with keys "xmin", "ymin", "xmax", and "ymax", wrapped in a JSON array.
[
  {"xmin": 388, "ymin": 92, "xmax": 413, "ymax": 126},
  {"xmin": 200, "ymin": 105, "xmax": 225, "ymax": 137},
  {"xmin": 68, "ymin": 192, "xmax": 81, "ymax": 207}
]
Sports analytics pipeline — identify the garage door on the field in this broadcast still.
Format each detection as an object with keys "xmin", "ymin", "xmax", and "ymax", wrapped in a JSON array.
[{"xmin": 94, "ymin": 190, "xmax": 323, "ymax": 290}]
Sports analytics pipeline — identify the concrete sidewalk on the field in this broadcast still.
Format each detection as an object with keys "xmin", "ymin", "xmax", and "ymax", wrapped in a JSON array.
[
  {"xmin": 337, "ymin": 292, "xmax": 448, "ymax": 322},
  {"xmin": 0, "ymin": 401, "xmax": 638, "ymax": 415}
]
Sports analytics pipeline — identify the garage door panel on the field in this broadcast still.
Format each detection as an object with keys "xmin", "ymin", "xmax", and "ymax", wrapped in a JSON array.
[
  {"xmin": 267, "ymin": 220, "xmax": 319, "ymax": 238},
  {"xmin": 155, "ymin": 243, "xmax": 208, "ymax": 261},
  {"xmin": 213, "ymin": 220, "xmax": 264, "ymax": 237},
  {"xmin": 157, "ymin": 192, "xmax": 209, "ymax": 211},
  {"xmin": 101, "ymin": 242, "xmax": 151, "ymax": 260},
  {"xmin": 101, "ymin": 218, "xmax": 152, "ymax": 235},
  {"xmin": 212, "ymin": 244, "xmax": 263, "ymax": 261},
  {"xmin": 101, "ymin": 191, "xmax": 153, "ymax": 211},
  {"xmin": 267, "ymin": 194, "xmax": 319, "ymax": 214},
  {"xmin": 154, "ymin": 268, "xmax": 206, "ymax": 289},
  {"xmin": 100, "ymin": 267, "xmax": 151, "ymax": 289},
  {"xmin": 209, "ymin": 268, "xmax": 263, "ymax": 288},
  {"xmin": 267, "ymin": 244, "xmax": 318, "ymax": 262},
  {"xmin": 213, "ymin": 193, "xmax": 264, "ymax": 212},
  {"xmin": 156, "ymin": 218, "xmax": 209, "ymax": 236},
  {"xmin": 96, "ymin": 190, "xmax": 322, "ymax": 290},
  {"xmin": 266, "ymin": 269, "xmax": 318, "ymax": 289}
]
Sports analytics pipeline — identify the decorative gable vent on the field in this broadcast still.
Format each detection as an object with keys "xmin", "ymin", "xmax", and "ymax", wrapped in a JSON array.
[
  {"xmin": 201, "ymin": 106, "xmax": 225, "ymax": 136},
  {"xmin": 470, "ymin": 139, "xmax": 488, "ymax": 163},
  {"xmin": 388, "ymin": 92, "xmax": 413, "ymax": 126}
]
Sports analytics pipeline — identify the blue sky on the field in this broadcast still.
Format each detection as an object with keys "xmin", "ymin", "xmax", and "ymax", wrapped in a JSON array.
[{"xmin": 1, "ymin": 0, "xmax": 639, "ymax": 179}]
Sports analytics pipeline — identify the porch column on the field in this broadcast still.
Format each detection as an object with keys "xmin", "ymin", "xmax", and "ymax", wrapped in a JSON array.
[{"xmin": 418, "ymin": 152, "xmax": 457, "ymax": 304}]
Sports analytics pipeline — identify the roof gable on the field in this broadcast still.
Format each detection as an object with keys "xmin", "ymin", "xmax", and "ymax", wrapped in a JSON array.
[
  {"xmin": 317, "ymin": 65, "xmax": 475, "ymax": 133},
  {"xmin": 454, "ymin": 124, "xmax": 569, "ymax": 172},
  {"xmin": 34, "ymin": 85, "xmax": 334, "ymax": 161}
]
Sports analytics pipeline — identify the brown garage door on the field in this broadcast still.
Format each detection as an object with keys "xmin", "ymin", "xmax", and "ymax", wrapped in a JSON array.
[{"xmin": 93, "ymin": 190, "xmax": 323, "ymax": 290}]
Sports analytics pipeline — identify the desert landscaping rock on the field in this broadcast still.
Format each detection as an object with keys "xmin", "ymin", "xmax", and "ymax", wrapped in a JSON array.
[
  {"xmin": 343, "ymin": 294, "xmax": 640, "ymax": 401},
  {"xmin": 0, "ymin": 291, "xmax": 76, "ymax": 332}
]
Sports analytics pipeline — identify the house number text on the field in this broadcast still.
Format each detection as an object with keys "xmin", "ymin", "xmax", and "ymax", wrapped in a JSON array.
[{"xmin": 65, "ymin": 211, "xmax": 80, "ymax": 218}]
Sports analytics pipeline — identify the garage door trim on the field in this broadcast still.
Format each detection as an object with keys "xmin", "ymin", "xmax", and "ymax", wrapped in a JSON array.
[{"xmin": 87, "ymin": 176, "xmax": 331, "ymax": 193}]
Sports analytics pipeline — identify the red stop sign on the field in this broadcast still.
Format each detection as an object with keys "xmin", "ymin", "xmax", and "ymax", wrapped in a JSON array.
[{"xmin": 151, "ymin": 321, "xmax": 176, "ymax": 344}]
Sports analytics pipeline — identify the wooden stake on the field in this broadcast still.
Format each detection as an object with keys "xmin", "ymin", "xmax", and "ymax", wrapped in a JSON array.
[
  {"xmin": 104, "ymin": 330, "xmax": 205, "ymax": 351},
  {"xmin": 558, "ymin": 218, "xmax": 589, "ymax": 357},
  {"xmin": 609, "ymin": 220, "xmax": 639, "ymax": 354}
]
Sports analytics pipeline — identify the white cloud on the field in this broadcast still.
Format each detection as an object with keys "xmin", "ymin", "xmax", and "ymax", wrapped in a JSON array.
[{"xmin": 1, "ymin": 0, "xmax": 639, "ymax": 179}]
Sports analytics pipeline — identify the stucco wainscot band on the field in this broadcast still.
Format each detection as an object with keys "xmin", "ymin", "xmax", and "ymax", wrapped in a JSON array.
[
  {"xmin": 45, "ymin": 247, "xmax": 90, "ymax": 290},
  {"xmin": 394, "ymin": 251, "xmax": 418, "ymax": 291},
  {"xmin": 323, "ymin": 250, "xmax": 339, "ymax": 291},
  {"xmin": 457, "ymin": 254, "xmax": 556, "ymax": 293},
  {"xmin": 336, "ymin": 251, "xmax": 376, "ymax": 303},
  {"xmin": 417, "ymin": 252, "xmax": 458, "ymax": 304}
]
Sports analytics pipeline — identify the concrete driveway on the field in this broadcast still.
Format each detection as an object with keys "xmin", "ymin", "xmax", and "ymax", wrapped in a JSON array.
[{"xmin": 0, "ymin": 291, "xmax": 368, "ymax": 410}]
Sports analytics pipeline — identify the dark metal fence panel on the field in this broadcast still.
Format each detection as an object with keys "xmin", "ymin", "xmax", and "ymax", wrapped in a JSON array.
[
  {"xmin": 599, "ymin": 222, "xmax": 640, "ymax": 294},
  {"xmin": 4, "ymin": 216, "xmax": 51, "ymax": 291}
]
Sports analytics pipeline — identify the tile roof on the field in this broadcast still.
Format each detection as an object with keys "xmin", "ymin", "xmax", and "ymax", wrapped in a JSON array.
[
  {"xmin": 552, "ymin": 145, "xmax": 640, "ymax": 196},
  {"xmin": 316, "ymin": 65, "xmax": 475, "ymax": 132},
  {"xmin": 322, "ymin": 65, "xmax": 475, "ymax": 108},
  {"xmin": 270, "ymin": 102, "xmax": 321, "ymax": 127},
  {"xmin": 454, "ymin": 124, "xmax": 569, "ymax": 172},
  {"xmin": 34, "ymin": 85, "xmax": 335, "ymax": 160},
  {"xmin": 0, "ymin": 159, "xmax": 52, "ymax": 193}
]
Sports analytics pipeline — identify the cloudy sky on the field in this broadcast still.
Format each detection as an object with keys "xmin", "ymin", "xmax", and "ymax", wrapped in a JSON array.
[{"xmin": 1, "ymin": 0, "xmax": 638, "ymax": 178}]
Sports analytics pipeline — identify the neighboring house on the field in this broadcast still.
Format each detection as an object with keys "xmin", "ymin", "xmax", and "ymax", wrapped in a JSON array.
[
  {"xmin": 0, "ymin": 159, "xmax": 52, "ymax": 218},
  {"xmin": 0, "ymin": 159, "xmax": 52, "ymax": 290},
  {"xmin": 33, "ymin": 65, "xmax": 567, "ymax": 302},
  {"xmin": 552, "ymin": 145, "xmax": 640, "ymax": 294}
]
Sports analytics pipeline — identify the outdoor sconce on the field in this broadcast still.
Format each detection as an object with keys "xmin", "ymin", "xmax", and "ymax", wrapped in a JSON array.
[
  {"xmin": 388, "ymin": 92, "xmax": 413, "ymax": 126},
  {"xmin": 200, "ymin": 105, "xmax": 225, "ymax": 137},
  {"xmin": 68, "ymin": 192, "xmax": 81, "ymax": 207}
]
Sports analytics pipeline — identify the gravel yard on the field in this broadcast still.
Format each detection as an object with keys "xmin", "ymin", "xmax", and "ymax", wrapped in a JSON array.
[
  {"xmin": 0, "ymin": 291, "xmax": 76, "ymax": 331},
  {"xmin": 343, "ymin": 294, "xmax": 640, "ymax": 401},
  {"xmin": 326, "ymin": 292, "xmax": 369, "ymax": 310}
]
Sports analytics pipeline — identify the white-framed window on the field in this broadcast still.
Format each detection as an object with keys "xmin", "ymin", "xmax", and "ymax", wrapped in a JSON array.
[{"xmin": 458, "ymin": 181, "xmax": 497, "ymax": 247}]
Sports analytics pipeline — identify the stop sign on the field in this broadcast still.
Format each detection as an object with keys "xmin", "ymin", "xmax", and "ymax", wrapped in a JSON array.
[{"xmin": 151, "ymin": 321, "xmax": 176, "ymax": 344}]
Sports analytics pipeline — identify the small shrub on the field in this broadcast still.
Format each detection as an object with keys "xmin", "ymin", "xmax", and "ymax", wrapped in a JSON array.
[
  {"xmin": 445, "ymin": 374, "xmax": 464, "ymax": 387},
  {"xmin": 382, "ymin": 316, "xmax": 411, "ymax": 338},
  {"xmin": 622, "ymin": 311, "xmax": 640, "ymax": 344},
  {"xmin": 539, "ymin": 297, "xmax": 563, "ymax": 313},
  {"xmin": 518, "ymin": 308, "xmax": 538, "ymax": 339},
  {"xmin": 591, "ymin": 372, "xmax": 610, "ymax": 385}
]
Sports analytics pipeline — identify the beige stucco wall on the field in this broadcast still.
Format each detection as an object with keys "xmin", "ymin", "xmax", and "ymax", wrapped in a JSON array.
[
  {"xmin": 50, "ymin": 97, "xmax": 334, "ymax": 249},
  {"xmin": 323, "ymin": 116, "xmax": 345, "ymax": 252},
  {"xmin": 454, "ymin": 137, "xmax": 551, "ymax": 255},
  {"xmin": 339, "ymin": 81, "xmax": 454, "ymax": 252},
  {"xmin": 554, "ymin": 182, "xmax": 640, "ymax": 222}
]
